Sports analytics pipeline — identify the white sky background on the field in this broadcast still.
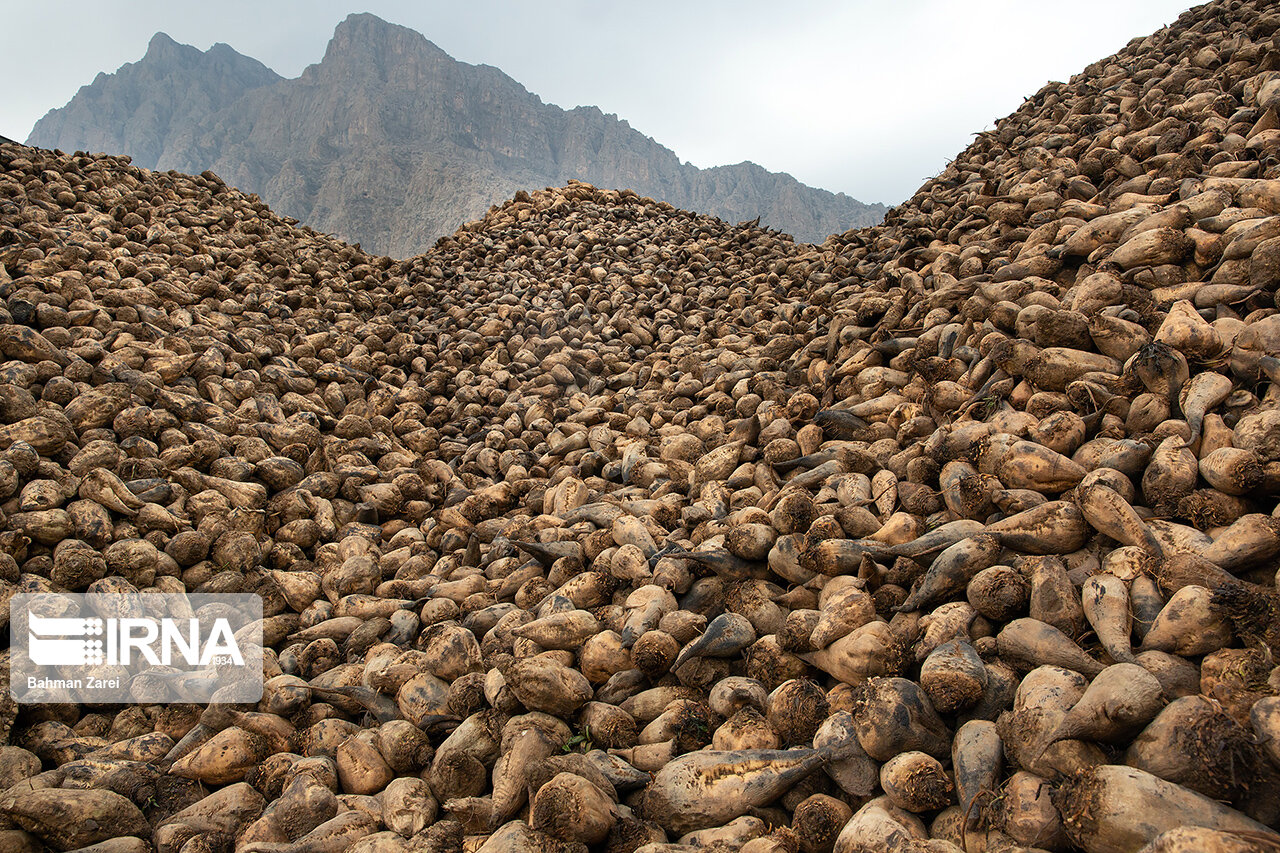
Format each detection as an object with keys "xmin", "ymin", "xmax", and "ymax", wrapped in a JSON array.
[{"xmin": 2, "ymin": 0, "xmax": 1195, "ymax": 206}]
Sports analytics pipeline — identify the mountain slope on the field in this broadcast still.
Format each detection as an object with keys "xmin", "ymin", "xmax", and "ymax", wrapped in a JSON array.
[
  {"xmin": 28, "ymin": 32, "xmax": 282, "ymax": 170},
  {"xmin": 27, "ymin": 14, "xmax": 885, "ymax": 255}
]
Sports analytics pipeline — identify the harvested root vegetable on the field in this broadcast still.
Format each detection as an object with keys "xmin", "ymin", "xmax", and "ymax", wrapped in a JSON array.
[
  {"xmin": 1198, "ymin": 448, "xmax": 1263, "ymax": 497},
  {"xmin": 714, "ymin": 707, "xmax": 780, "ymax": 751},
  {"xmin": 169, "ymin": 726, "xmax": 267, "ymax": 785},
  {"xmin": 802, "ymin": 620, "xmax": 904, "ymax": 684},
  {"xmin": 1053, "ymin": 765, "xmax": 1277, "ymax": 853},
  {"xmin": 1253, "ymin": 697, "xmax": 1280, "ymax": 772},
  {"xmin": 813, "ymin": 712, "xmax": 877, "ymax": 799},
  {"xmin": 952, "ymin": 720, "xmax": 1002, "ymax": 829},
  {"xmin": 381, "ymin": 777, "xmax": 436, "ymax": 838},
  {"xmin": 895, "ymin": 535, "xmax": 1001, "ymax": 613},
  {"xmin": 473, "ymin": 821, "xmax": 573, "ymax": 853},
  {"xmin": 1201, "ymin": 514, "xmax": 1280, "ymax": 572},
  {"xmin": 1140, "ymin": 585, "xmax": 1234, "ymax": 656},
  {"xmin": 999, "ymin": 770, "xmax": 1069, "ymax": 850},
  {"xmin": 996, "ymin": 618, "xmax": 1105, "ymax": 677},
  {"xmin": 530, "ymin": 772, "xmax": 615, "ymax": 844},
  {"xmin": 767, "ymin": 678, "xmax": 828, "ymax": 746},
  {"xmin": 0, "ymin": 787, "xmax": 149, "ymax": 850},
  {"xmin": 809, "ymin": 586, "xmax": 876, "ymax": 649},
  {"xmin": 511, "ymin": 609, "xmax": 600, "ymax": 651},
  {"xmin": 879, "ymin": 751, "xmax": 954, "ymax": 813},
  {"xmin": 1026, "ymin": 555, "xmax": 1086, "ymax": 638},
  {"xmin": 851, "ymin": 677, "xmax": 951, "ymax": 761},
  {"xmin": 1125, "ymin": 695, "xmax": 1262, "ymax": 801},
  {"xmin": 1134, "ymin": 826, "xmax": 1271, "ymax": 853},
  {"xmin": 997, "ymin": 665, "xmax": 1106, "ymax": 780},
  {"xmin": 833, "ymin": 797, "xmax": 927, "ymax": 853},
  {"xmin": 1129, "ymin": 576, "xmax": 1166, "ymax": 643},
  {"xmin": 680, "ymin": 815, "xmax": 770, "ymax": 849},
  {"xmin": 1081, "ymin": 573, "xmax": 1136, "ymax": 664},
  {"xmin": 1043, "ymin": 663, "xmax": 1166, "ymax": 748},
  {"xmin": 503, "ymin": 658, "xmax": 593, "ymax": 716},
  {"xmin": 488, "ymin": 726, "xmax": 556, "ymax": 829},
  {"xmin": 966, "ymin": 565, "xmax": 1029, "ymax": 622},
  {"xmin": 791, "ymin": 793, "xmax": 853, "ymax": 853},
  {"xmin": 985, "ymin": 501, "xmax": 1090, "ymax": 554},
  {"xmin": 1134, "ymin": 650, "xmax": 1200, "ymax": 701},
  {"xmin": 642, "ymin": 745, "xmax": 848, "ymax": 834},
  {"xmin": 918, "ymin": 639, "xmax": 987, "ymax": 714},
  {"xmin": 1078, "ymin": 482, "xmax": 1163, "ymax": 557},
  {"xmin": 673, "ymin": 612, "xmax": 757, "ymax": 669}
]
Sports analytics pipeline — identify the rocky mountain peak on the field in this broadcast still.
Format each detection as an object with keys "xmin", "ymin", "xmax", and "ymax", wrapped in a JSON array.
[
  {"xmin": 144, "ymin": 32, "xmax": 182, "ymax": 60},
  {"xmin": 319, "ymin": 13, "xmax": 452, "ymax": 77},
  {"xmin": 28, "ymin": 35, "xmax": 281, "ymax": 170},
  {"xmin": 28, "ymin": 16, "xmax": 886, "ymax": 253},
  {"xmin": 332, "ymin": 12, "xmax": 435, "ymax": 49}
]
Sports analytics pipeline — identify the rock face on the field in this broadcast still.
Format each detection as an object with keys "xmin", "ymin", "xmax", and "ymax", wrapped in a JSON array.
[
  {"xmin": 27, "ymin": 33, "xmax": 282, "ymax": 171},
  {"xmin": 28, "ymin": 14, "xmax": 887, "ymax": 255}
]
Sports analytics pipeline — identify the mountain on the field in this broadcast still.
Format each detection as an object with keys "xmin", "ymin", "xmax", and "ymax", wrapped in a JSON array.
[
  {"xmin": 27, "ymin": 33, "xmax": 282, "ymax": 171},
  {"xmin": 27, "ymin": 15, "xmax": 887, "ymax": 255}
]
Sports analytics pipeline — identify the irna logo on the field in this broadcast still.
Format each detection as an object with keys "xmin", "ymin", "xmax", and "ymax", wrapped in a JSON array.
[
  {"xmin": 27, "ymin": 613, "xmax": 244, "ymax": 667},
  {"xmin": 11, "ymin": 592, "xmax": 262, "ymax": 704}
]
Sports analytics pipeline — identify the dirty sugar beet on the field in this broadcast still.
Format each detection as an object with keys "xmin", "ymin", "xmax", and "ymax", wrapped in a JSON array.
[{"xmin": 2, "ymin": 0, "xmax": 1280, "ymax": 851}]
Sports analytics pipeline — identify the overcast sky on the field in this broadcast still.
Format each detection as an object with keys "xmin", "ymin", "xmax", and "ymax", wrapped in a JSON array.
[{"xmin": 2, "ymin": 1, "xmax": 1195, "ymax": 205}]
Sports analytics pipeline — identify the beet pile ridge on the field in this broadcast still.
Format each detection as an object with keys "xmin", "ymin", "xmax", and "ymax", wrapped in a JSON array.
[{"xmin": 2, "ymin": 1, "xmax": 1280, "ymax": 852}]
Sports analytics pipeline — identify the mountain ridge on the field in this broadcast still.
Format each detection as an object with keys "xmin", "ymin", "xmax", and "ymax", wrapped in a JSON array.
[
  {"xmin": 27, "ymin": 13, "xmax": 886, "ymax": 255},
  {"xmin": 31, "ymin": 31, "xmax": 283, "ymax": 171}
]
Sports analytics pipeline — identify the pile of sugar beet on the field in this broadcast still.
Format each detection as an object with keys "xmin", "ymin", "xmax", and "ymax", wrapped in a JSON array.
[{"xmin": 4, "ymin": 2, "xmax": 1280, "ymax": 853}]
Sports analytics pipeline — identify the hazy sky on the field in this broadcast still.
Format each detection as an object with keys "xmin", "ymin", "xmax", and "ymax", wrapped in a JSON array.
[{"xmin": 2, "ymin": 1, "xmax": 1195, "ymax": 205}]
